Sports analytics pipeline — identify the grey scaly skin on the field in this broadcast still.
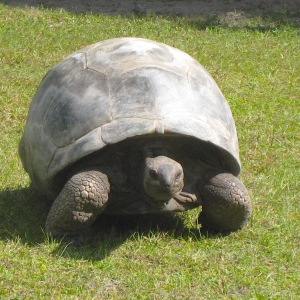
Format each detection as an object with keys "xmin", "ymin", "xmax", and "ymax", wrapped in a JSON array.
[
  {"xmin": 198, "ymin": 171, "xmax": 252, "ymax": 232},
  {"xmin": 45, "ymin": 169, "xmax": 110, "ymax": 237},
  {"xmin": 45, "ymin": 155, "xmax": 251, "ymax": 237}
]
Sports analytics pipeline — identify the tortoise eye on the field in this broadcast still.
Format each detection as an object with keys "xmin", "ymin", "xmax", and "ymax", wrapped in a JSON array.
[
  {"xmin": 149, "ymin": 170, "xmax": 158, "ymax": 179},
  {"xmin": 176, "ymin": 171, "xmax": 182, "ymax": 180}
]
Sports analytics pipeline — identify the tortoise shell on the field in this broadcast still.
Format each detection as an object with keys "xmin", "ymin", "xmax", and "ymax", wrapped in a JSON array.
[{"xmin": 19, "ymin": 38, "xmax": 240, "ymax": 198}]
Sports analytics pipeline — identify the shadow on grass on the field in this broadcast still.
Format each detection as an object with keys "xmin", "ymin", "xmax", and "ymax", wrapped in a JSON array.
[
  {"xmin": 51, "ymin": 212, "xmax": 207, "ymax": 261},
  {"xmin": 0, "ymin": 187, "xmax": 50, "ymax": 245},
  {"xmin": 186, "ymin": 12, "xmax": 300, "ymax": 31},
  {"xmin": 1, "ymin": 0, "xmax": 300, "ymax": 30},
  {"xmin": 1, "ymin": 186, "xmax": 224, "ymax": 261}
]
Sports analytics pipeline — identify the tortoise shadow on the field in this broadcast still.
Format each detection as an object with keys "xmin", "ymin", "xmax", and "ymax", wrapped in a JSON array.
[
  {"xmin": 50, "ymin": 211, "xmax": 232, "ymax": 261},
  {"xmin": 0, "ymin": 186, "xmax": 217, "ymax": 261},
  {"xmin": 50, "ymin": 212, "xmax": 207, "ymax": 261},
  {"xmin": 0, "ymin": 186, "xmax": 49, "ymax": 244}
]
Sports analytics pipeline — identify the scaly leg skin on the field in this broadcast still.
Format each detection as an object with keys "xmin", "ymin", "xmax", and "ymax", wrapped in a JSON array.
[
  {"xmin": 46, "ymin": 169, "xmax": 110, "ymax": 238},
  {"xmin": 198, "ymin": 171, "xmax": 252, "ymax": 233}
]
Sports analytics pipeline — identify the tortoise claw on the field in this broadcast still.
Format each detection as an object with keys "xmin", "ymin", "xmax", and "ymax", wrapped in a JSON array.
[
  {"xmin": 173, "ymin": 192, "xmax": 198, "ymax": 205},
  {"xmin": 160, "ymin": 192, "xmax": 200, "ymax": 212}
]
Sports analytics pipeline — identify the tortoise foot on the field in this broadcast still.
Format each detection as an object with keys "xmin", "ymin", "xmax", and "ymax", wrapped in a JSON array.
[
  {"xmin": 198, "ymin": 172, "xmax": 252, "ymax": 232},
  {"xmin": 46, "ymin": 169, "xmax": 110, "ymax": 237}
]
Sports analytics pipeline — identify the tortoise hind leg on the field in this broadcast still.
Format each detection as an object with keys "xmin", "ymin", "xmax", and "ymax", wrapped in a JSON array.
[
  {"xmin": 198, "ymin": 171, "xmax": 252, "ymax": 232},
  {"xmin": 46, "ymin": 169, "xmax": 110, "ymax": 237}
]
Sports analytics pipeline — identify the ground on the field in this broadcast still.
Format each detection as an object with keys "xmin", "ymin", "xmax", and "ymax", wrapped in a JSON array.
[{"xmin": 2, "ymin": 0, "xmax": 300, "ymax": 18}]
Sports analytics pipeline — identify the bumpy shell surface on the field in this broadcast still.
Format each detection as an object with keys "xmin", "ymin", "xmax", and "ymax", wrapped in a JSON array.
[{"xmin": 19, "ymin": 37, "xmax": 240, "ymax": 198}]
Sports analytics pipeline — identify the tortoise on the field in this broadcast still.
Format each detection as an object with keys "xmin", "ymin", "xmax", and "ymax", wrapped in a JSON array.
[{"xmin": 19, "ymin": 37, "xmax": 252, "ymax": 237}]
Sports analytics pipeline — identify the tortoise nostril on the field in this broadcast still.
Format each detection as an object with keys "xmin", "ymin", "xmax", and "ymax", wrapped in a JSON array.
[{"xmin": 161, "ymin": 179, "xmax": 171, "ymax": 189}]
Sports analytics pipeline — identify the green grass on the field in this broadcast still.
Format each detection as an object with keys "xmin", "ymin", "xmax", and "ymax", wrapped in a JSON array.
[{"xmin": 0, "ymin": 4, "xmax": 299, "ymax": 299}]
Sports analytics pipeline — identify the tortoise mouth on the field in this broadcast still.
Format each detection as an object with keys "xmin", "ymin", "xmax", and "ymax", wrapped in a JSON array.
[{"xmin": 144, "ymin": 182, "xmax": 182, "ymax": 201}]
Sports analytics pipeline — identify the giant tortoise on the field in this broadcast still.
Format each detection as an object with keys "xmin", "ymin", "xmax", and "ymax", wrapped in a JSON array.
[{"xmin": 19, "ymin": 37, "xmax": 252, "ymax": 237}]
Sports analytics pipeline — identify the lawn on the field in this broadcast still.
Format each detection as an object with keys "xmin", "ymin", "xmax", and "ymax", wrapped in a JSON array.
[{"xmin": 0, "ymin": 3, "xmax": 299, "ymax": 299}]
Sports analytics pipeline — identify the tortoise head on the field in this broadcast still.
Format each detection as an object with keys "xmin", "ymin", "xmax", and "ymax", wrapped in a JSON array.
[{"xmin": 143, "ymin": 156, "xmax": 184, "ymax": 201}]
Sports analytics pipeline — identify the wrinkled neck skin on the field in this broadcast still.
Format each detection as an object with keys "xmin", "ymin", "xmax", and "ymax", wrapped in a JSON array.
[{"xmin": 142, "ymin": 145, "xmax": 184, "ymax": 205}]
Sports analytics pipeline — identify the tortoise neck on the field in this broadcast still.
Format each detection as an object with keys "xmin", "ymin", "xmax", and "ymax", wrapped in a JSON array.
[{"xmin": 142, "ymin": 139, "xmax": 171, "ymax": 159}]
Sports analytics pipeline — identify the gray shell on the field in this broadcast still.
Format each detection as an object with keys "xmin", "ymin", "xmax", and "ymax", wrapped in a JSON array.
[{"xmin": 19, "ymin": 37, "xmax": 240, "ymax": 197}]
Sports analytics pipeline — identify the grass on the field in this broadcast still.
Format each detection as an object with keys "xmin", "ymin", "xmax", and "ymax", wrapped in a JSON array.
[{"xmin": 0, "ymin": 3, "xmax": 299, "ymax": 299}]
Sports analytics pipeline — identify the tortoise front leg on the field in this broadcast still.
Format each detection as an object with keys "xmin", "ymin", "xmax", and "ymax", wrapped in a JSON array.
[
  {"xmin": 198, "ymin": 171, "xmax": 252, "ymax": 232},
  {"xmin": 46, "ymin": 169, "xmax": 110, "ymax": 237}
]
